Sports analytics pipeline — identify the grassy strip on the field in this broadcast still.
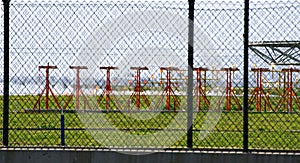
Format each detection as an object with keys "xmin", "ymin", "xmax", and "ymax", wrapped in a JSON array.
[
  {"xmin": 0, "ymin": 111, "xmax": 298, "ymax": 150},
  {"xmin": 0, "ymin": 95, "xmax": 298, "ymax": 149}
]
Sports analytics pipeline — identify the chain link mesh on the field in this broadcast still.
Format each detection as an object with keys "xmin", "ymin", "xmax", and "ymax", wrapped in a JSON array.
[
  {"xmin": 249, "ymin": 0, "xmax": 299, "ymax": 150},
  {"xmin": 0, "ymin": 0, "xmax": 299, "ymax": 151}
]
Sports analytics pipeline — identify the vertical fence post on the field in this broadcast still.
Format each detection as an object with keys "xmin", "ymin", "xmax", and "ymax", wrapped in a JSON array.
[
  {"xmin": 187, "ymin": 0, "xmax": 195, "ymax": 148},
  {"xmin": 61, "ymin": 102, "xmax": 65, "ymax": 146},
  {"xmin": 2, "ymin": 0, "xmax": 10, "ymax": 147},
  {"xmin": 243, "ymin": 0, "xmax": 249, "ymax": 152}
]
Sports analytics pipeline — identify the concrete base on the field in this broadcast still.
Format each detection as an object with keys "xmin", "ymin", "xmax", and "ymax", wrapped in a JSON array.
[{"xmin": 0, "ymin": 148, "xmax": 299, "ymax": 163}]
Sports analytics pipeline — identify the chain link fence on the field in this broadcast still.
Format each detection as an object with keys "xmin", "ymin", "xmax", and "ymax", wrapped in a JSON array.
[
  {"xmin": 248, "ymin": 0, "xmax": 299, "ymax": 151},
  {"xmin": 0, "ymin": 0, "xmax": 299, "ymax": 152}
]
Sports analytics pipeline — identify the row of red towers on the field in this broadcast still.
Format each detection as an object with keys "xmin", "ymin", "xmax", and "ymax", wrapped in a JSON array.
[
  {"xmin": 248, "ymin": 67, "xmax": 300, "ymax": 112},
  {"xmin": 33, "ymin": 64, "xmax": 300, "ymax": 112},
  {"xmin": 193, "ymin": 67, "xmax": 242, "ymax": 111},
  {"xmin": 33, "ymin": 64, "xmax": 92, "ymax": 111}
]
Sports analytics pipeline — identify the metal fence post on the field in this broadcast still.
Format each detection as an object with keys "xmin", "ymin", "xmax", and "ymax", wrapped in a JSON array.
[
  {"xmin": 61, "ymin": 102, "xmax": 65, "ymax": 146},
  {"xmin": 187, "ymin": 0, "xmax": 195, "ymax": 148},
  {"xmin": 243, "ymin": 0, "xmax": 249, "ymax": 152},
  {"xmin": 2, "ymin": 0, "xmax": 10, "ymax": 147}
]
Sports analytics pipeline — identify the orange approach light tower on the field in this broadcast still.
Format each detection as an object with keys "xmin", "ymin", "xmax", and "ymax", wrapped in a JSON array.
[
  {"xmin": 193, "ymin": 67, "xmax": 210, "ymax": 111},
  {"xmin": 97, "ymin": 66, "xmax": 120, "ymax": 110},
  {"xmin": 33, "ymin": 63, "xmax": 61, "ymax": 111},
  {"xmin": 249, "ymin": 68, "xmax": 274, "ymax": 112},
  {"xmin": 157, "ymin": 67, "xmax": 181, "ymax": 111},
  {"xmin": 130, "ymin": 67, "xmax": 150, "ymax": 110},
  {"xmin": 277, "ymin": 67, "xmax": 300, "ymax": 112},
  {"xmin": 220, "ymin": 67, "xmax": 242, "ymax": 111},
  {"xmin": 64, "ymin": 66, "xmax": 92, "ymax": 110}
]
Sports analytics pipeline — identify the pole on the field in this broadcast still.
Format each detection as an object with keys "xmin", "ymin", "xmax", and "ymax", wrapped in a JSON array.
[
  {"xmin": 45, "ymin": 63, "xmax": 50, "ymax": 109},
  {"xmin": 196, "ymin": 69, "xmax": 200, "ymax": 110},
  {"xmin": 166, "ymin": 70, "xmax": 171, "ymax": 110},
  {"xmin": 136, "ymin": 69, "xmax": 141, "ymax": 108},
  {"xmin": 226, "ymin": 69, "xmax": 230, "ymax": 110},
  {"xmin": 106, "ymin": 69, "xmax": 111, "ymax": 110},
  {"xmin": 61, "ymin": 102, "xmax": 65, "ymax": 146},
  {"xmin": 3, "ymin": 0, "xmax": 10, "ymax": 146},
  {"xmin": 187, "ymin": 0, "xmax": 195, "ymax": 148},
  {"xmin": 243, "ymin": 0, "xmax": 249, "ymax": 153},
  {"xmin": 75, "ymin": 68, "xmax": 80, "ymax": 110},
  {"xmin": 288, "ymin": 69, "xmax": 292, "ymax": 112}
]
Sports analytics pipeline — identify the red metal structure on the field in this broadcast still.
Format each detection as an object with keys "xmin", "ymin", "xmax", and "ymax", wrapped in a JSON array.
[
  {"xmin": 64, "ymin": 66, "xmax": 91, "ymax": 110},
  {"xmin": 97, "ymin": 66, "xmax": 120, "ymax": 110},
  {"xmin": 249, "ymin": 68, "xmax": 274, "ymax": 112},
  {"xmin": 130, "ymin": 67, "xmax": 150, "ymax": 109},
  {"xmin": 277, "ymin": 67, "xmax": 300, "ymax": 112},
  {"xmin": 33, "ymin": 63, "xmax": 61, "ymax": 111},
  {"xmin": 221, "ymin": 67, "xmax": 242, "ymax": 111},
  {"xmin": 193, "ymin": 67, "xmax": 210, "ymax": 111},
  {"xmin": 156, "ymin": 67, "xmax": 180, "ymax": 111}
]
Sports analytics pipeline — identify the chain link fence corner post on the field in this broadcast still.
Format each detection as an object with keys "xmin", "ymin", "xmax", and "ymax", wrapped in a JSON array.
[
  {"xmin": 243, "ymin": 0, "xmax": 249, "ymax": 153},
  {"xmin": 2, "ymin": 0, "xmax": 10, "ymax": 147},
  {"xmin": 187, "ymin": 0, "xmax": 195, "ymax": 149}
]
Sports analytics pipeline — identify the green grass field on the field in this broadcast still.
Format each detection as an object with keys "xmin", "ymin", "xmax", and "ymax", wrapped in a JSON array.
[{"xmin": 0, "ymin": 95, "xmax": 299, "ymax": 150}]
